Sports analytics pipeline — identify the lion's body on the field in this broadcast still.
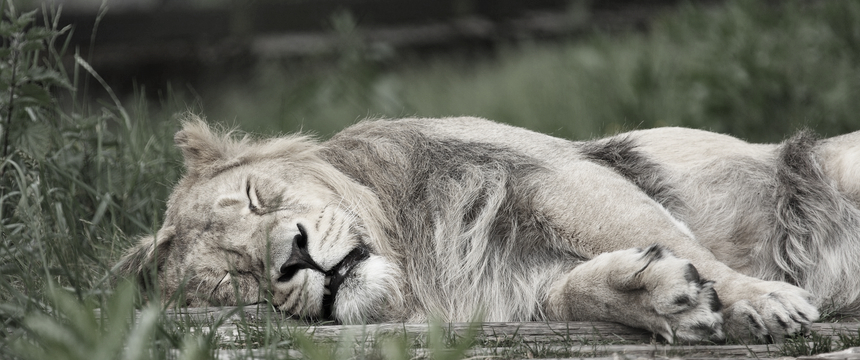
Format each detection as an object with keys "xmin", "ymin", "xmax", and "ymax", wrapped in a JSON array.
[
  {"xmin": 632, "ymin": 127, "xmax": 860, "ymax": 315},
  {"xmin": 121, "ymin": 116, "xmax": 860, "ymax": 342}
]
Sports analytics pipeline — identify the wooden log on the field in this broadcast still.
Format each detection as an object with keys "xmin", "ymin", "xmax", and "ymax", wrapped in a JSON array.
[
  {"xmin": 205, "ymin": 344, "xmax": 799, "ymax": 360},
  {"xmin": 159, "ymin": 305, "xmax": 655, "ymax": 344},
  {"xmin": 156, "ymin": 305, "xmax": 860, "ymax": 346},
  {"xmin": 147, "ymin": 305, "xmax": 860, "ymax": 359},
  {"xmin": 798, "ymin": 346, "xmax": 860, "ymax": 359},
  {"xmin": 471, "ymin": 344, "xmax": 784, "ymax": 358}
]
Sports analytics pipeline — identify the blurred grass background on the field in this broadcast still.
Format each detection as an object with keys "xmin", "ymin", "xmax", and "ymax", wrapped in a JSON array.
[
  {"xmin": 200, "ymin": 1, "xmax": 860, "ymax": 142},
  {"xmin": 2, "ymin": 0, "xmax": 860, "ymax": 358}
]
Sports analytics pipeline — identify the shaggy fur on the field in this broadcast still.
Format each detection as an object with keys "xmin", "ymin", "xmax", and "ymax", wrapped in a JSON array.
[{"xmin": 119, "ymin": 115, "xmax": 860, "ymax": 343}]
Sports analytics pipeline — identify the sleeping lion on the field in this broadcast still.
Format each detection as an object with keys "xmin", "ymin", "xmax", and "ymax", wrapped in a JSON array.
[{"xmin": 119, "ymin": 115, "xmax": 860, "ymax": 342}]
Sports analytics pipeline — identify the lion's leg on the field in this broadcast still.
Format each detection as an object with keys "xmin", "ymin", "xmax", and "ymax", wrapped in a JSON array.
[
  {"xmin": 539, "ymin": 163, "xmax": 819, "ymax": 340},
  {"xmin": 546, "ymin": 245, "xmax": 724, "ymax": 342}
]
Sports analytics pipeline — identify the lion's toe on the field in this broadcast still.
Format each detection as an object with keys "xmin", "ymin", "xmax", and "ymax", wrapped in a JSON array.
[
  {"xmin": 650, "ymin": 262, "xmax": 712, "ymax": 315},
  {"xmin": 663, "ymin": 280, "xmax": 725, "ymax": 343}
]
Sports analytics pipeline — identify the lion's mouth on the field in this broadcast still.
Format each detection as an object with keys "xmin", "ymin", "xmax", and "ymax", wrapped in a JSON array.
[{"xmin": 321, "ymin": 245, "xmax": 370, "ymax": 319}]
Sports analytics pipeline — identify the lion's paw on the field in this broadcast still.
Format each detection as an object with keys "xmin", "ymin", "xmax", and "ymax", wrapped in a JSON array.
[
  {"xmin": 637, "ymin": 246, "xmax": 712, "ymax": 315},
  {"xmin": 662, "ymin": 280, "xmax": 724, "ymax": 342},
  {"xmin": 619, "ymin": 245, "xmax": 725, "ymax": 343},
  {"xmin": 723, "ymin": 282, "xmax": 819, "ymax": 342}
]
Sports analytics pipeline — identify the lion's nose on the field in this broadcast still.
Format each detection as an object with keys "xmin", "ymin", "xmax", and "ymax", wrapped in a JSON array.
[{"xmin": 278, "ymin": 223, "xmax": 324, "ymax": 282}]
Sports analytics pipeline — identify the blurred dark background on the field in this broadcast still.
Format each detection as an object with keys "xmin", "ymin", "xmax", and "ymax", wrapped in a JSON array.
[
  {"xmin": 45, "ymin": 0, "xmax": 683, "ymax": 98},
  {"xmin": 11, "ymin": 0, "xmax": 860, "ymax": 141}
]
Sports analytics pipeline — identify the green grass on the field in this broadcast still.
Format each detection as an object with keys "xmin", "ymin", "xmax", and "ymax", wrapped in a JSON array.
[
  {"xmin": 780, "ymin": 331, "xmax": 835, "ymax": 357},
  {"xmin": 3, "ymin": 0, "xmax": 860, "ymax": 359}
]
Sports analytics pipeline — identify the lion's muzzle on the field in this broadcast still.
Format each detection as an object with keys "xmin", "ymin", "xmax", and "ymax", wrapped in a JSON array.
[
  {"xmin": 277, "ymin": 223, "xmax": 325, "ymax": 281},
  {"xmin": 275, "ymin": 222, "xmax": 372, "ymax": 319}
]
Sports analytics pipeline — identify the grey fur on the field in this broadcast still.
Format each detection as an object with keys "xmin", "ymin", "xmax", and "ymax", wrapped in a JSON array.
[
  {"xmin": 321, "ymin": 123, "xmax": 579, "ymax": 321},
  {"xmin": 579, "ymin": 136, "xmax": 685, "ymax": 214},
  {"xmin": 771, "ymin": 131, "xmax": 838, "ymax": 283}
]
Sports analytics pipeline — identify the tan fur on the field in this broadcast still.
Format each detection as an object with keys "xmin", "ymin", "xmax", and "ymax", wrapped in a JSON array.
[{"xmin": 117, "ymin": 115, "xmax": 860, "ymax": 343}]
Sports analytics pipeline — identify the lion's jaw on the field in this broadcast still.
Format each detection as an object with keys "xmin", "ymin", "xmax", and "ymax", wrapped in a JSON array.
[
  {"xmin": 270, "ymin": 248, "xmax": 402, "ymax": 323},
  {"xmin": 327, "ymin": 252, "xmax": 403, "ymax": 324},
  {"xmin": 266, "ymin": 206, "xmax": 402, "ymax": 323}
]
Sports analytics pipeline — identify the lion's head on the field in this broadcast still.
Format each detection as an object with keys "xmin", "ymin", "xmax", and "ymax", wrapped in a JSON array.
[{"xmin": 118, "ymin": 116, "xmax": 402, "ymax": 323}]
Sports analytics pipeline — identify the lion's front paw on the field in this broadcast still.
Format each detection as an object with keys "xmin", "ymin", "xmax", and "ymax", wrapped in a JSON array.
[
  {"xmin": 549, "ymin": 245, "xmax": 725, "ymax": 343},
  {"xmin": 623, "ymin": 245, "xmax": 725, "ymax": 343},
  {"xmin": 722, "ymin": 282, "xmax": 819, "ymax": 342}
]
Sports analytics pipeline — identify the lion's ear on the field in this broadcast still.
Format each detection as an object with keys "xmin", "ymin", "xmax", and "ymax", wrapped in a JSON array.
[
  {"xmin": 115, "ymin": 227, "xmax": 174, "ymax": 290},
  {"xmin": 174, "ymin": 115, "xmax": 226, "ymax": 173}
]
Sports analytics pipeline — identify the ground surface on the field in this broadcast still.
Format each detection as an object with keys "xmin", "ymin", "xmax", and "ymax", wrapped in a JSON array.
[{"xmin": 160, "ymin": 306, "xmax": 860, "ymax": 360}]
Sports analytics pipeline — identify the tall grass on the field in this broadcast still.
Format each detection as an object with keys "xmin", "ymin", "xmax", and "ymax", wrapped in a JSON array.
[
  {"xmin": 2, "ymin": 0, "xmax": 860, "ymax": 359},
  {"xmin": 0, "ymin": 1, "xmax": 181, "ymax": 357}
]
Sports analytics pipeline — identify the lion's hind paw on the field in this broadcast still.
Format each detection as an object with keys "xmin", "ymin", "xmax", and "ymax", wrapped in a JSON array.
[{"xmin": 723, "ymin": 286, "xmax": 819, "ymax": 342}]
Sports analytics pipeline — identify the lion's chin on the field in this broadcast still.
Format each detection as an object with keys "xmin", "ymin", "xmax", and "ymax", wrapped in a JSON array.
[
  {"xmin": 270, "ymin": 270, "xmax": 327, "ymax": 319},
  {"xmin": 321, "ymin": 246, "xmax": 370, "ymax": 318},
  {"xmin": 274, "ymin": 253, "xmax": 401, "ymax": 324},
  {"xmin": 330, "ymin": 255, "xmax": 404, "ymax": 324}
]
